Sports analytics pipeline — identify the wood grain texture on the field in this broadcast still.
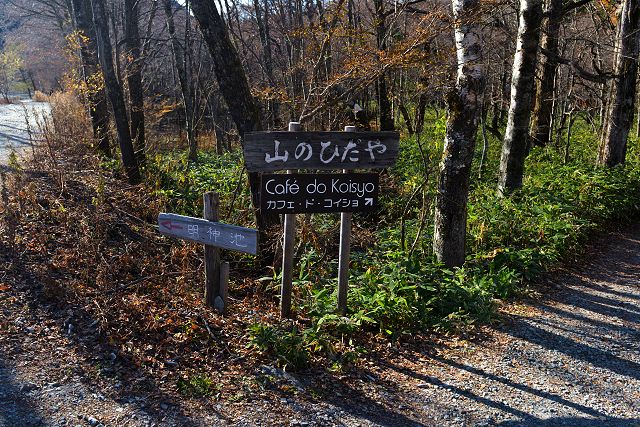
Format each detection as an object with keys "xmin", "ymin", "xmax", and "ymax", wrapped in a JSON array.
[
  {"xmin": 158, "ymin": 213, "xmax": 258, "ymax": 255},
  {"xmin": 204, "ymin": 192, "xmax": 221, "ymax": 309},
  {"xmin": 243, "ymin": 131, "xmax": 400, "ymax": 171}
]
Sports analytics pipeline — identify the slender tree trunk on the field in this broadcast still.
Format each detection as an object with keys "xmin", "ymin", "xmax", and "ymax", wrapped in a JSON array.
[
  {"xmin": 190, "ymin": 0, "xmax": 280, "ymax": 245},
  {"xmin": 636, "ymin": 66, "xmax": 640, "ymax": 137},
  {"xmin": 110, "ymin": 3, "xmax": 123, "ymax": 85},
  {"xmin": 498, "ymin": 0, "xmax": 543, "ymax": 195},
  {"xmin": 253, "ymin": 0, "xmax": 280, "ymax": 128},
  {"xmin": 374, "ymin": 0, "xmax": 394, "ymax": 131},
  {"xmin": 529, "ymin": 0, "xmax": 562, "ymax": 147},
  {"xmin": 414, "ymin": 91, "xmax": 428, "ymax": 135},
  {"xmin": 398, "ymin": 102, "xmax": 414, "ymax": 135},
  {"xmin": 598, "ymin": 0, "xmax": 640, "ymax": 167},
  {"xmin": 497, "ymin": 65, "xmax": 509, "ymax": 124},
  {"xmin": 124, "ymin": 0, "xmax": 146, "ymax": 164},
  {"xmin": 90, "ymin": 0, "xmax": 140, "ymax": 184},
  {"xmin": 70, "ymin": 0, "xmax": 111, "ymax": 157},
  {"xmin": 161, "ymin": 0, "xmax": 197, "ymax": 160},
  {"xmin": 432, "ymin": 0, "xmax": 485, "ymax": 267}
]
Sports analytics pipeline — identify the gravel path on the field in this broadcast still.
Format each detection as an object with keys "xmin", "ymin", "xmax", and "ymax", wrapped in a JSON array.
[
  {"xmin": 0, "ymin": 101, "xmax": 50, "ymax": 165},
  {"xmin": 0, "ymin": 222, "xmax": 639, "ymax": 426},
  {"xmin": 365, "ymin": 222, "xmax": 640, "ymax": 426}
]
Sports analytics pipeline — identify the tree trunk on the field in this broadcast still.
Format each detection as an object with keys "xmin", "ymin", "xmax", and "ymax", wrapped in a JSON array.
[
  {"xmin": 254, "ymin": 0, "xmax": 280, "ymax": 128},
  {"xmin": 529, "ymin": 0, "xmax": 562, "ymax": 147},
  {"xmin": 374, "ymin": 0, "xmax": 394, "ymax": 131},
  {"xmin": 598, "ymin": 0, "xmax": 640, "ymax": 167},
  {"xmin": 432, "ymin": 0, "xmax": 485, "ymax": 268},
  {"xmin": 90, "ymin": 0, "xmax": 140, "ymax": 184},
  {"xmin": 161, "ymin": 0, "xmax": 197, "ymax": 160},
  {"xmin": 498, "ymin": 0, "xmax": 543, "ymax": 195},
  {"xmin": 124, "ymin": 0, "xmax": 146, "ymax": 164},
  {"xmin": 190, "ymin": 0, "xmax": 280, "ymax": 245},
  {"xmin": 70, "ymin": 0, "xmax": 111, "ymax": 157},
  {"xmin": 398, "ymin": 102, "xmax": 414, "ymax": 135}
]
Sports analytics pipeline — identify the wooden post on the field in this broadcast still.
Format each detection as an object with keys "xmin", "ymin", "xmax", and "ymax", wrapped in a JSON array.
[
  {"xmin": 214, "ymin": 261, "xmax": 230, "ymax": 313},
  {"xmin": 280, "ymin": 121, "xmax": 301, "ymax": 318},
  {"xmin": 337, "ymin": 126, "xmax": 356, "ymax": 315},
  {"xmin": 203, "ymin": 192, "xmax": 221, "ymax": 309}
]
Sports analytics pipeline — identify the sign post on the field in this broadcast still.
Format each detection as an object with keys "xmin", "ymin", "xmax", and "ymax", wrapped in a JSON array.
[
  {"xmin": 280, "ymin": 121, "xmax": 301, "ymax": 319},
  {"xmin": 158, "ymin": 201, "xmax": 258, "ymax": 313},
  {"xmin": 244, "ymin": 126, "xmax": 399, "ymax": 318},
  {"xmin": 338, "ymin": 126, "xmax": 357, "ymax": 315},
  {"xmin": 203, "ymin": 192, "xmax": 222, "ymax": 310}
]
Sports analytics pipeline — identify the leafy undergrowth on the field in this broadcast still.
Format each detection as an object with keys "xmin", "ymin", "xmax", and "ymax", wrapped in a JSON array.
[
  {"xmin": 1, "ymin": 93, "xmax": 639, "ymax": 389},
  {"xmin": 144, "ymin": 113, "xmax": 640, "ymax": 371}
]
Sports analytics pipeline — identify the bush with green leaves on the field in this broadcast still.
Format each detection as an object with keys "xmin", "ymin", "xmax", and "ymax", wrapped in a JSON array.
[{"xmin": 150, "ymin": 116, "xmax": 640, "ymax": 370}]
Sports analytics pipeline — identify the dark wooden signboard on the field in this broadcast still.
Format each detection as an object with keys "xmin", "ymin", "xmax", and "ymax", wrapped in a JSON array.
[
  {"xmin": 244, "ymin": 131, "xmax": 400, "ymax": 172},
  {"xmin": 261, "ymin": 173, "xmax": 379, "ymax": 214}
]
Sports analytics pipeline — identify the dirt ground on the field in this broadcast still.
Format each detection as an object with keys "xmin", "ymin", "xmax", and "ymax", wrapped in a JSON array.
[{"xmin": 1, "ymin": 218, "xmax": 639, "ymax": 426}]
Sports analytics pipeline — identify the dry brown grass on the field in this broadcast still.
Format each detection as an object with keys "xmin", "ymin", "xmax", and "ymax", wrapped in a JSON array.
[
  {"xmin": 0, "ymin": 97, "xmax": 16, "ymax": 105},
  {"xmin": 37, "ymin": 91, "xmax": 94, "ymax": 161},
  {"xmin": 32, "ymin": 90, "xmax": 50, "ymax": 103},
  {"xmin": 0, "ymin": 89, "xmax": 281, "ymax": 401}
]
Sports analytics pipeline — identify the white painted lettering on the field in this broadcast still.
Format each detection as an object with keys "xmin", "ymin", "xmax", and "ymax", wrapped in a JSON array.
[{"xmin": 265, "ymin": 140, "xmax": 289, "ymax": 163}]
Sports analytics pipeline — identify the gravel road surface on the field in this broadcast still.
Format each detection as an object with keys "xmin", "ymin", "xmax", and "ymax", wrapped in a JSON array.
[
  {"xmin": 0, "ymin": 221, "xmax": 638, "ymax": 426},
  {"xmin": 0, "ymin": 101, "xmax": 50, "ymax": 165}
]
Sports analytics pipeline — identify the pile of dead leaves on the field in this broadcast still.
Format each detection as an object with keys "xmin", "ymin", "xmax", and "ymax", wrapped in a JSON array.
[{"xmin": 0, "ymin": 126, "xmax": 297, "ymax": 402}]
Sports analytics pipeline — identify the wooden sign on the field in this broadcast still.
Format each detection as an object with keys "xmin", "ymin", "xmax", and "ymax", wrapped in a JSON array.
[
  {"xmin": 243, "ymin": 131, "xmax": 400, "ymax": 172},
  {"xmin": 261, "ymin": 173, "xmax": 379, "ymax": 214},
  {"xmin": 158, "ymin": 213, "xmax": 258, "ymax": 255}
]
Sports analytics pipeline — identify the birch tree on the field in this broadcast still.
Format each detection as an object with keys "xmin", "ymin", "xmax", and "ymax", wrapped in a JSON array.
[
  {"xmin": 598, "ymin": 0, "xmax": 640, "ymax": 167},
  {"xmin": 432, "ymin": 0, "xmax": 485, "ymax": 267},
  {"xmin": 498, "ymin": 0, "xmax": 543, "ymax": 195}
]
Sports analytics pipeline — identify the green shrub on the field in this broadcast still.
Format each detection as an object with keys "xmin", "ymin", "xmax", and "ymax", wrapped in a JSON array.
[{"xmin": 149, "ymin": 116, "xmax": 640, "ymax": 368}]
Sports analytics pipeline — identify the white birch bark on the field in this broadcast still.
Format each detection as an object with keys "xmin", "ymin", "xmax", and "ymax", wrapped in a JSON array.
[
  {"xmin": 497, "ymin": 0, "xmax": 543, "ymax": 195},
  {"xmin": 432, "ymin": 0, "xmax": 485, "ymax": 267},
  {"xmin": 598, "ymin": 0, "xmax": 640, "ymax": 167}
]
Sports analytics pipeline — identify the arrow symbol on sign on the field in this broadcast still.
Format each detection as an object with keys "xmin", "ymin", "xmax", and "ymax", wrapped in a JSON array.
[
  {"xmin": 160, "ymin": 220, "xmax": 183, "ymax": 230},
  {"xmin": 365, "ymin": 198, "xmax": 373, "ymax": 206}
]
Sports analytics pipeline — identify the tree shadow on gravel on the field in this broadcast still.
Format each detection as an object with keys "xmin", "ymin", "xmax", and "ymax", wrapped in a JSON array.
[
  {"xmin": 589, "ymin": 282, "xmax": 640, "ymax": 303},
  {"xmin": 317, "ymin": 379, "xmax": 427, "ymax": 427},
  {"xmin": 0, "ymin": 240, "xmax": 216, "ymax": 427},
  {"xmin": 551, "ymin": 286, "xmax": 640, "ymax": 319},
  {"xmin": 427, "ymin": 356, "xmax": 605, "ymax": 418},
  {"xmin": 503, "ymin": 321, "xmax": 640, "ymax": 380},
  {"xmin": 535, "ymin": 304, "xmax": 639, "ymax": 338},
  {"xmin": 381, "ymin": 360, "xmax": 537, "ymax": 421},
  {"xmin": 383, "ymin": 358, "xmax": 637, "ymax": 426},
  {"xmin": 531, "ymin": 317, "xmax": 640, "ymax": 352},
  {"xmin": 0, "ymin": 356, "xmax": 47, "ymax": 427},
  {"xmin": 497, "ymin": 416, "xmax": 640, "ymax": 426}
]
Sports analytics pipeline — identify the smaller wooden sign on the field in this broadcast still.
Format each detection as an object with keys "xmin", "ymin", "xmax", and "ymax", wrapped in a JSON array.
[
  {"xmin": 158, "ymin": 213, "xmax": 258, "ymax": 255},
  {"xmin": 244, "ymin": 131, "xmax": 400, "ymax": 172},
  {"xmin": 261, "ymin": 173, "xmax": 379, "ymax": 214}
]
